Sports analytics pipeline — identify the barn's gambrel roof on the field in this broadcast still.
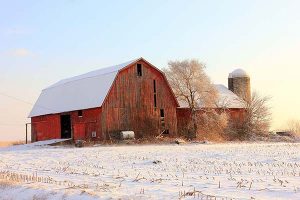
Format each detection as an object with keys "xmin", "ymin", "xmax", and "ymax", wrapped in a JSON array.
[
  {"xmin": 29, "ymin": 59, "xmax": 138, "ymax": 117},
  {"xmin": 29, "ymin": 58, "xmax": 179, "ymax": 117}
]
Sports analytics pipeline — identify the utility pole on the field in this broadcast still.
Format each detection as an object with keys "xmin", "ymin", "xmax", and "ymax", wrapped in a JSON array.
[{"xmin": 25, "ymin": 123, "xmax": 31, "ymax": 144}]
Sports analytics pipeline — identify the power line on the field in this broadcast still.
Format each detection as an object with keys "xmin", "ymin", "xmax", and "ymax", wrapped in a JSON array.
[
  {"xmin": 0, "ymin": 92, "xmax": 34, "ymax": 106},
  {"xmin": 0, "ymin": 92, "xmax": 31, "ymax": 127},
  {"xmin": 0, "ymin": 92, "xmax": 59, "ymax": 112},
  {"xmin": 0, "ymin": 92, "xmax": 60, "ymax": 128}
]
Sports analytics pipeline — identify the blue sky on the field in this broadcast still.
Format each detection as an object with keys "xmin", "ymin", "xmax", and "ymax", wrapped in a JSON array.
[{"xmin": 1, "ymin": 0, "xmax": 300, "ymax": 140}]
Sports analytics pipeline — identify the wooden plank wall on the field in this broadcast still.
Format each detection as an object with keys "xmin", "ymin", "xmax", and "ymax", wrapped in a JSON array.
[
  {"xmin": 176, "ymin": 108, "xmax": 247, "ymax": 136},
  {"xmin": 31, "ymin": 115, "xmax": 60, "ymax": 142},
  {"xmin": 71, "ymin": 107, "xmax": 102, "ymax": 141},
  {"xmin": 101, "ymin": 60, "xmax": 178, "ymax": 139},
  {"xmin": 31, "ymin": 107, "xmax": 102, "ymax": 142}
]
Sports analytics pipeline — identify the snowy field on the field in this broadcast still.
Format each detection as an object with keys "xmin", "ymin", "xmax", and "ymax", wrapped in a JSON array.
[{"xmin": 0, "ymin": 142, "xmax": 300, "ymax": 200}]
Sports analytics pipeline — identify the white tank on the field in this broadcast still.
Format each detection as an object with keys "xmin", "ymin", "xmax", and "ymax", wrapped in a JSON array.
[{"xmin": 120, "ymin": 131, "xmax": 135, "ymax": 140}]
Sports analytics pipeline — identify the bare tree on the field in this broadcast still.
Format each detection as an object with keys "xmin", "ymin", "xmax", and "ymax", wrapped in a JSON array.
[
  {"xmin": 195, "ymin": 110, "xmax": 229, "ymax": 140},
  {"xmin": 286, "ymin": 119, "xmax": 300, "ymax": 137},
  {"xmin": 229, "ymin": 91, "xmax": 272, "ymax": 139},
  {"xmin": 163, "ymin": 59, "xmax": 218, "ymax": 138}
]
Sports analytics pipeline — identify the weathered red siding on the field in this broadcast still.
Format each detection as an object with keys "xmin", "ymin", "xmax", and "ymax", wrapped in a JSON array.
[
  {"xmin": 71, "ymin": 107, "xmax": 102, "ymax": 140},
  {"xmin": 176, "ymin": 108, "xmax": 191, "ymax": 136},
  {"xmin": 31, "ymin": 107, "xmax": 102, "ymax": 142},
  {"xmin": 226, "ymin": 108, "xmax": 246, "ymax": 122},
  {"xmin": 101, "ymin": 60, "xmax": 178, "ymax": 139},
  {"xmin": 31, "ymin": 115, "xmax": 60, "ymax": 141},
  {"xmin": 176, "ymin": 108, "xmax": 246, "ymax": 136}
]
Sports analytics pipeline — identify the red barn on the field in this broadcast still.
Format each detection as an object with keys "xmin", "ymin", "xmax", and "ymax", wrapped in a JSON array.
[
  {"xmin": 176, "ymin": 84, "xmax": 247, "ymax": 136},
  {"xmin": 29, "ymin": 58, "xmax": 248, "ymax": 142},
  {"xmin": 29, "ymin": 58, "xmax": 179, "ymax": 142}
]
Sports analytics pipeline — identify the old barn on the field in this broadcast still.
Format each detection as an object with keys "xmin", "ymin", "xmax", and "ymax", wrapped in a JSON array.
[
  {"xmin": 29, "ymin": 58, "xmax": 179, "ymax": 142},
  {"xmin": 29, "ymin": 58, "xmax": 248, "ymax": 142}
]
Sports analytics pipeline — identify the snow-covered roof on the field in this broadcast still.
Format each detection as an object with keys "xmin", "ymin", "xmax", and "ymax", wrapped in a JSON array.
[
  {"xmin": 214, "ymin": 84, "xmax": 246, "ymax": 108},
  {"xmin": 228, "ymin": 68, "xmax": 249, "ymax": 78},
  {"xmin": 178, "ymin": 84, "xmax": 246, "ymax": 109},
  {"xmin": 29, "ymin": 59, "xmax": 138, "ymax": 117}
]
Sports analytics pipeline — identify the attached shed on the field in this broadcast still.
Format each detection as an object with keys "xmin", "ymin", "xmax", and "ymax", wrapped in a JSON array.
[
  {"xmin": 176, "ymin": 84, "xmax": 247, "ymax": 136},
  {"xmin": 29, "ymin": 58, "xmax": 179, "ymax": 142}
]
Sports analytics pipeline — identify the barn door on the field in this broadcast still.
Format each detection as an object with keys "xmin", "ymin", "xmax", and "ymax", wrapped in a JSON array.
[
  {"xmin": 74, "ymin": 123, "xmax": 85, "ymax": 140},
  {"xmin": 61, "ymin": 115, "xmax": 71, "ymax": 139},
  {"xmin": 160, "ymin": 109, "xmax": 169, "ymax": 135}
]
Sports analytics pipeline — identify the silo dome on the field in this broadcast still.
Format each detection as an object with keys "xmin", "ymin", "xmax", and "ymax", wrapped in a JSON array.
[{"xmin": 228, "ymin": 68, "xmax": 249, "ymax": 78}]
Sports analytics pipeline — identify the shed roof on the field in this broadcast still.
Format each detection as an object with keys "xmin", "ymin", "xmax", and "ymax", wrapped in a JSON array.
[
  {"xmin": 29, "ymin": 59, "xmax": 138, "ymax": 117},
  {"xmin": 214, "ymin": 84, "xmax": 246, "ymax": 108},
  {"xmin": 178, "ymin": 84, "xmax": 246, "ymax": 109}
]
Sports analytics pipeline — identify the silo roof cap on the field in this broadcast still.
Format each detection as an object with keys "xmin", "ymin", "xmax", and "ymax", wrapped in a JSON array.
[{"xmin": 228, "ymin": 68, "xmax": 249, "ymax": 78}]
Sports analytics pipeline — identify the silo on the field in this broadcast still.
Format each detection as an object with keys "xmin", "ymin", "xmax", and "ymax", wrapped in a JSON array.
[{"xmin": 228, "ymin": 69, "xmax": 251, "ymax": 102}]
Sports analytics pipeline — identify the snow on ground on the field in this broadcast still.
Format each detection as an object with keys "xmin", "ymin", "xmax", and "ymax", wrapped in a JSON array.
[
  {"xmin": 0, "ymin": 142, "xmax": 300, "ymax": 199},
  {"xmin": 0, "ymin": 139, "xmax": 70, "ymax": 151},
  {"xmin": 0, "ymin": 181, "xmax": 98, "ymax": 200}
]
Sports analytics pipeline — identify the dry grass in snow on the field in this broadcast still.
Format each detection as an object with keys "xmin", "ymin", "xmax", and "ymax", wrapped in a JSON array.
[{"xmin": 0, "ymin": 143, "xmax": 300, "ymax": 199}]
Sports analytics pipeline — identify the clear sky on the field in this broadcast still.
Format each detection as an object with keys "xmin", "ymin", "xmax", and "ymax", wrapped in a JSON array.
[{"xmin": 0, "ymin": 0, "xmax": 299, "ymax": 141}]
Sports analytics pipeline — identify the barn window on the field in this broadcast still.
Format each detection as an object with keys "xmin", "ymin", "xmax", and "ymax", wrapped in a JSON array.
[
  {"xmin": 160, "ymin": 109, "xmax": 164, "ymax": 118},
  {"xmin": 137, "ymin": 64, "xmax": 142, "ymax": 76},
  {"xmin": 78, "ymin": 110, "xmax": 83, "ymax": 117}
]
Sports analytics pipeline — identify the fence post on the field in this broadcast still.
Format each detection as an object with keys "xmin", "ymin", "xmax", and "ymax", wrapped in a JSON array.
[{"xmin": 26, "ymin": 123, "xmax": 28, "ymax": 144}]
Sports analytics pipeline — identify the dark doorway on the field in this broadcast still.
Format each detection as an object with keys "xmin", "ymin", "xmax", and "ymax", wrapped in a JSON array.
[
  {"xmin": 160, "ymin": 109, "xmax": 165, "ymax": 129},
  {"xmin": 61, "ymin": 115, "xmax": 71, "ymax": 138}
]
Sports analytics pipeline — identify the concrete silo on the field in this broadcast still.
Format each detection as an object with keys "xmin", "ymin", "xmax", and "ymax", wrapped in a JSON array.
[{"xmin": 228, "ymin": 69, "xmax": 251, "ymax": 102}]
